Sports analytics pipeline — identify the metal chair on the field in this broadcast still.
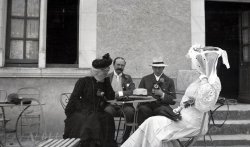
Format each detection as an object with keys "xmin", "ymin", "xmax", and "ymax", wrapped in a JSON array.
[
  {"xmin": 0, "ymin": 89, "xmax": 8, "ymax": 123},
  {"xmin": 0, "ymin": 90, "xmax": 10, "ymax": 129},
  {"xmin": 59, "ymin": 93, "xmax": 71, "ymax": 110},
  {"xmin": 17, "ymin": 87, "xmax": 41, "ymax": 136},
  {"xmin": 0, "ymin": 89, "xmax": 9, "ymax": 143},
  {"xmin": 162, "ymin": 112, "xmax": 209, "ymax": 147}
]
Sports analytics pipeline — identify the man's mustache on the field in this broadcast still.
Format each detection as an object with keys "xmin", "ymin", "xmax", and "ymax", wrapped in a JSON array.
[{"xmin": 116, "ymin": 68, "xmax": 123, "ymax": 71}]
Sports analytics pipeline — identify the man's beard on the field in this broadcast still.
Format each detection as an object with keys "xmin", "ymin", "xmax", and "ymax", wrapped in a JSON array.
[{"xmin": 116, "ymin": 68, "xmax": 123, "ymax": 73}]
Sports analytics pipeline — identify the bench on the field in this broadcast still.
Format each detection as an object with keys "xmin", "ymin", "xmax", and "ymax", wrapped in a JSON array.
[{"xmin": 38, "ymin": 138, "xmax": 80, "ymax": 147}]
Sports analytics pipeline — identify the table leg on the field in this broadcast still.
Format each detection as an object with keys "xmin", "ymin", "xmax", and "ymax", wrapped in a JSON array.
[
  {"xmin": 131, "ymin": 102, "xmax": 140, "ymax": 133},
  {"xmin": 115, "ymin": 105, "xmax": 123, "ymax": 141}
]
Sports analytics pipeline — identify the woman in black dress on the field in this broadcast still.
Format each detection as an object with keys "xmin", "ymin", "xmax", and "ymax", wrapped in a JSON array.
[{"xmin": 63, "ymin": 53, "xmax": 117, "ymax": 147}]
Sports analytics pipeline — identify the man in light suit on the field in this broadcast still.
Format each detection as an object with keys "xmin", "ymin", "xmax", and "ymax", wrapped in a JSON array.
[
  {"xmin": 137, "ymin": 57, "xmax": 177, "ymax": 125},
  {"xmin": 105, "ymin": 57, "xmax": 135, "ymax": 143}
]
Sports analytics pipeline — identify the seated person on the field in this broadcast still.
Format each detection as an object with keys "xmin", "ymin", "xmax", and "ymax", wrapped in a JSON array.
[
  {"xmin": 63, "ymin": 53, "xmax": 117, "ymax": 147},
  {"xmin": 137, "ymin": 56, "xmax": 177, "ymax": 125},
  {"xmin": 121, "ymin": 45, "xmax": 230, "ymax": 147},
  {"xmin": 105, "ymin": 57, "xmax": 135, "ymax": 143}
]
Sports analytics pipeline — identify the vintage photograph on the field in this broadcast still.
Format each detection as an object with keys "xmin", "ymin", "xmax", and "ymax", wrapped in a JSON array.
[{"xmin": 0, "ymin": 0, "xmax": 250, "ymax": 147}]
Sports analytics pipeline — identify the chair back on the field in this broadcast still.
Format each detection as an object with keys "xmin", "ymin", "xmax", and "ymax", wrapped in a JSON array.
[
  {"xmin": 15, "ymin": 87, "xmax": 45, "ymax": 137},
  {"xmin": 17, "ymin": 87, "xmax": 41, "ymax": 114},
  {"xmin": 0, "ymin": 90, "xmax": 7, "ymax": 120},
  {"xmin": 0, "ymin": 89, "xmax": 7, "ymax": 102},
  {"xmin": 59, "ymin": 93, "xmax": 71, "ymax": 110}
]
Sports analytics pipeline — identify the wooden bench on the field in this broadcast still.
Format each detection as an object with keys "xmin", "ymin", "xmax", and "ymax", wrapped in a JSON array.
[{"xmin": 38, "ymin": 138, "xmax": 80, "ymax": 147}]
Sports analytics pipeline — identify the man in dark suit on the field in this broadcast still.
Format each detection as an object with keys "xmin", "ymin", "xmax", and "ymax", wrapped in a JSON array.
[
  {"xmin": 137, "ymin": 57, "xmax": 177, "ymax": 125},
  {"xmin": 105, "ymin": 57, "xmax": 135, "ymax": 143}
]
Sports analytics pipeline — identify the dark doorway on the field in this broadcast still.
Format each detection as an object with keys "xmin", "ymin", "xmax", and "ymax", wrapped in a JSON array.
[
  {"xmin": 205, "ymin": 1, "xmax": 241, "ymax": 99},
  {"xmin": 46, "ymin": 0, "xmax": 78, "ymax": 66},
  {"xmin": 206, "ymin": 1, "xmax": 250, "ymax": 103}
]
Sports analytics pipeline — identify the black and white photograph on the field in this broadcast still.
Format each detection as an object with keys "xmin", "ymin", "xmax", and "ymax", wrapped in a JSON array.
[{"xmin": 0, "ymin": 0, "xmax": 250, "ymax": 147}]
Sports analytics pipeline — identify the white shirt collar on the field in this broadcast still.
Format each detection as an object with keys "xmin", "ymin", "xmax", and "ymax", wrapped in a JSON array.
[
  {"xmin": 154, "ymin": 73, "xmax": 163, "ymax": 81},
  {"xmin": 114, "ymin": 71, "xmax": 122, "ymax": 77}
]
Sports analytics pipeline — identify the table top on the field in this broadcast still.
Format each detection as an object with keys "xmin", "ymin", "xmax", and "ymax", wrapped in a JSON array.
[
  {"xmin": 0, "ymin": 101, "xmax": 45, "ymax": 107},
  {"xmin": 0, "ymin": 102, "xmax": 16, "ymax": 107},
  {"xmin": 108, "ymin": 95, "xmax": 156, "ymax": 104},
  {"xmin": 129, "ymin": 95, "xmax": 153, "ymax": 99}
]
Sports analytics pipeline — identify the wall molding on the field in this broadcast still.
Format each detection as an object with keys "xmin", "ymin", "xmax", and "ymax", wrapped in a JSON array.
[{"xmin": 0, "ymin": 68, "xmax": 91, "ymax": 78}]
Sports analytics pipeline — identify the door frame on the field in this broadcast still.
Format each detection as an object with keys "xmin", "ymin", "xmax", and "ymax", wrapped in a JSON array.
[{"xmin": 191, "ymin": 0, "xmax": 250, "ymax": 102}]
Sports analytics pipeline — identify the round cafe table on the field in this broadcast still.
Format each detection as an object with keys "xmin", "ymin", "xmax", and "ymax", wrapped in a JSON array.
[{"xmin": 108, "ymin": 95, "xmax": 156, "ymax": 140}]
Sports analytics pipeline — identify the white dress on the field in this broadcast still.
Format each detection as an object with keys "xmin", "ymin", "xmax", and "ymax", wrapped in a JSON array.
[{"xmin": 121, "ymin": 46, "xmax": 230, "ymax": 147}]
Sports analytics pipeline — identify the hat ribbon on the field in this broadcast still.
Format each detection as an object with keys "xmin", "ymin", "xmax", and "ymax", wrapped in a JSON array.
[{"xmin": 153, "ymin": 62, "xmax": 164, "ymax": 64}]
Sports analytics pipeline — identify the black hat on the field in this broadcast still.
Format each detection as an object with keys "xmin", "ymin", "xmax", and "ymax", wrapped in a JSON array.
[{"xmin": 92, "ymin": 53, "xmax": 112, "ymax": 69}]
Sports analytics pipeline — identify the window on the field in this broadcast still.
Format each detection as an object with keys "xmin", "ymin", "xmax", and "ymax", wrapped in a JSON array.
[
  {"xmin": 6, "ymin": 0, "xmax": 40, "ymax": 67},
  {"xmin": 5, "ymin": 0, "xmax": 78, "ymax": 67},
  {"xmin": 46, "ymin": 0, "xmax": 78, "ymax": 66},
  {"xmin": 0, "ymin": 0, "xmax": 96, "ymax": 76}
]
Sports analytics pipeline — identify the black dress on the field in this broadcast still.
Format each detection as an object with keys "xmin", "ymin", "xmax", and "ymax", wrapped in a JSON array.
[{"xmin": 63, "ymin": 76, "xmax": 117, "ymax": 147}]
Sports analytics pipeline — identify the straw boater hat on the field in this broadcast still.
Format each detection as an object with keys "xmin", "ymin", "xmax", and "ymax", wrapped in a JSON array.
[{"xmin": 150, "ymin": 57, "xmax": 167, "ymax": 67}]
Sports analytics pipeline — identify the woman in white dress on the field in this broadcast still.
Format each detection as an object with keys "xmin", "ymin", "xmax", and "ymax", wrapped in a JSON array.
[{"xmin": 121, "ymin": 45, "xmax": 230, "ymax": 147}]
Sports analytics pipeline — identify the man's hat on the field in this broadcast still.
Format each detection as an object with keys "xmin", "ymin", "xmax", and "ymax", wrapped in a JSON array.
[
  {"xmin": 150, "ymin": 57, "xmax": 167, "ymax": 67},
  {"xmin": 92, "ymin": 53, "xmax": 112, "ymax": 69}
]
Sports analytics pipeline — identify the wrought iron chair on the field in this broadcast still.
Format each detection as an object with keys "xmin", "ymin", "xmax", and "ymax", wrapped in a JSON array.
[
  {"xmin": 17, "ymin": 87, "xmax": 42, "ymax": 136},
  {"xmin": 0, "ymin": 89, "xmax": 8, "ymax": 123},
  {"xmin": 0, "ymin": 89, "xmax": 12, "ymax": 147},
  {"xmin": 0, "ymin": 89, "xmax": 9, "ymax": 133},
  {"xmin": 59, "ymin": 93, "xmax": 71, "ymax": 110}
]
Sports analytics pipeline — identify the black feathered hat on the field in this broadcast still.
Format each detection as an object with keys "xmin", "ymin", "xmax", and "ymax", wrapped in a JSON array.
[{"xmin": 92, "ymin": 53, "xmax": 112, "ymax": 69}]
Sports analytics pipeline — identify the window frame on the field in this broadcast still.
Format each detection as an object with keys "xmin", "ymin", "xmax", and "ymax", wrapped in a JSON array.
[
  {"xmin": 0, "ymin": 0, "xmax": 97, "ymax": 77},
  {"xmin": 5, "ymin": 0, "xmax": 40, "ymax": 67}
]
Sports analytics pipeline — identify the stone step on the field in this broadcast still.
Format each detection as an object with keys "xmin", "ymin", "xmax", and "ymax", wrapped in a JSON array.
[
  {"xmin": 212, "ymin": 104, "xmax": 250, "ymax": 111},
  {"xmin": 194, "ymin": 146, "xmax": 250, "ymax": 147},
  {"xmin": 208, "ymin": 120, "xmax": 250, "ymax": 135},
  {"xmin": 195, "ymin": 104, "xmax": 250, "ymax": 146},
  {"xmin": 194, "ymin": 134, "xmax": 250, "ymax": 146},
  {"xmin": 211, "ymin": 104, "xmax": 250, "ymax": 120}
]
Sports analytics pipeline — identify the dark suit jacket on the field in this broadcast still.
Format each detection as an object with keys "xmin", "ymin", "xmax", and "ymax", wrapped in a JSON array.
[
  {"xmin": 108, "ymin": 72, "xmax": 135, "ymax": 96},
  {"xmin": 139, "ymin": 73, "xmax": 176, "ymax": 105}
]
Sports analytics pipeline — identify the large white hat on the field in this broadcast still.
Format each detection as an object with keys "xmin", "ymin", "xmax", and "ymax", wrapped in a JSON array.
[{"xmin": 150, "ymin": 57, "xmax": 167, "ymax": 67}]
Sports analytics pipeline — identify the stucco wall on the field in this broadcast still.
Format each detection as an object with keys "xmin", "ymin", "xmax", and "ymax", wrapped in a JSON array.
[{"xmin": 97, "ymin": 0, "xmax": 192, "ymax": 79}]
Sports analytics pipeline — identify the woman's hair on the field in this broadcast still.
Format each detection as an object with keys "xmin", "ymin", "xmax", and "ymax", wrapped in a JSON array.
[
  {"xmin": 92, "ymin": 53, "xmax": 112, "ymax": 69},
  {"xmin": 113, "ymin": 57, "xmax": 126, "ymax": 65}
]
